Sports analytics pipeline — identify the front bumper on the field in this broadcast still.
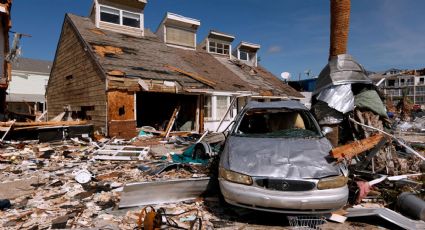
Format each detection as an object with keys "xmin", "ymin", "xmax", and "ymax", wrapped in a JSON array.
[{"xmin": 219, "ymin": 179, "xmax": 348, "ymax": 214}]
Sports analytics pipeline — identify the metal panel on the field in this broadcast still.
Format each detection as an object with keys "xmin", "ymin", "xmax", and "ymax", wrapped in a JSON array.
[
  {"xmin": 119, "ymin": 177, "xmax": 210, "ymax": 208},
  {"xmin": 346, "ymin": 208, "xmax": 425, "ymax": 230},
  {"xmin": 314, "ymin": 54, "xmax": 372, "ymax": 94}
]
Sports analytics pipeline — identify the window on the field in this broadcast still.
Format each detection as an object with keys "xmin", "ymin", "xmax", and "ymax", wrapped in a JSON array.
[
  {"xmin": 235, "ymin": 109, "xmax": 321, "ymax": 138},
  {"xmin": 239, "ymin": 51, "xmax": 249, "ymax": 61},
  {"xmin": 100, "ymin": 5, "xmax": 141, "ymax": 28},
  {"xmin": 100, "ymin": 6, "xmax": 120, "ymax": 24},
  {"xmin": 123, "ymin": 11, "xmax": 140, "ymax": 28},
  {"xmin": 420, "ymin": 78, "xmax": 424, "ymax": 85},
  {"xmin": 388, "ymin": 80, "xmax": 395, "ymax": 87},
  {"xmin": 204, "ymin": 96, "xmax": 212, "ymax": 120},
  {"xmin": 217, "ymin": 96, "xmax": 230, "ymax": 120},
  {"xmin": 208, "ymin": 41, "xmax": 229, "ymax": 55}
]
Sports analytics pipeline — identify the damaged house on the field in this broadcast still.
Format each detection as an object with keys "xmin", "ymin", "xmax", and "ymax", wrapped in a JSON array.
[
  {"xmin": 46, "ymin": 0, "xmax": 302, "ymax": 138},
  {"xmin": 0, "ymin": 0, "xmax": 12, "ymax": 115}
]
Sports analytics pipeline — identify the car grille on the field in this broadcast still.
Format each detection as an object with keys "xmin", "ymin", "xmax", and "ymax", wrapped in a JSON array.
[{"xmin": 255, "ymin": 178, "xmax": 316, "ymax": 191}]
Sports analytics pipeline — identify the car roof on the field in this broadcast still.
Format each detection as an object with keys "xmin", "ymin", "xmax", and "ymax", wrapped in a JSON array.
[{"xmin": 244, "ymin": 100, "xmax": 308, "ymax": 111}]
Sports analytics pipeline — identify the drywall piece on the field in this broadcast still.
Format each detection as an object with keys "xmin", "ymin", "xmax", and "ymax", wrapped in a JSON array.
[
  {"xmin": 346, "ymin": 208, "xmax": 425, "ymax": 230},
  {"xmin": 93, "ymin": 145, "xmax": 150, "ymax": 161},
  {"xmin": 119, "ymin": 177, "xmax": 210, "ymax": 208}
]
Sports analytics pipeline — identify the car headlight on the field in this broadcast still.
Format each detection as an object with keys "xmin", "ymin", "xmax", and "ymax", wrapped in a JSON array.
[
  {"xmin": 317, "ymin": 175, "xmax": 348, "ymax": 190},
  {"xmin": 219, "ymin": 167, "xmax": 253, "ymax": 185}
]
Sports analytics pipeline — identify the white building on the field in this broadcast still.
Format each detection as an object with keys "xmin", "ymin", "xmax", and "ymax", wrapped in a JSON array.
[{"xmin": 7, "ymin": 58, "xmax": 52, "ymax": 116}]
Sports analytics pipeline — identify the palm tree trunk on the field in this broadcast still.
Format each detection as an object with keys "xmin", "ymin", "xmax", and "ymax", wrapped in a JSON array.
[{"xmin": 330, "ymin": 0, "xmax": 351, "ymax": 58}]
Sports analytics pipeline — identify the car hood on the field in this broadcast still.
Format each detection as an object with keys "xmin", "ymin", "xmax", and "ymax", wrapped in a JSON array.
[{"xmin": 221, "ymin": 136, "xmax": 340, "ymax": 179}]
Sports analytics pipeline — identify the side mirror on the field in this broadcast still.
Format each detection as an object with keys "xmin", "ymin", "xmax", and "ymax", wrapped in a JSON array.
[{"xmin": 322, "ymin": 126, "xmax": 333, "ymax": 135}]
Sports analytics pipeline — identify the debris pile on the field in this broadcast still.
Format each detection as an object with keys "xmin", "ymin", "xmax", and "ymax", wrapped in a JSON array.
[{"xmin": 311, "ymin": 54, "xmax": 425, "ymax": 229}]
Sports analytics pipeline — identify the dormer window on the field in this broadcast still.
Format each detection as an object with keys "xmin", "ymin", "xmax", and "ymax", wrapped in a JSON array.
[
  {"xmin": 100, "ymin": 7, "xmax": 119, "ymax": 24},
  {"xmin": 200, "ymin": 30, "xmax": 235, "ymax": 58},
  {"xmin": 93, "ymin": 0, "xmax": 146, "ymax": 37},
  {"xmin": 100, "ymin": 6, "xmax": 141, "ymax": 28},
  {"xmin": 123, "ymin": 12, "xmax": 141, "ymax": 28},
  {"xmin": 239, "ymin": 51, "xmax": 248, "ymax": 61},
  {"xmin": 233, "ymin": 41, "xmax": 261, "ymax": 67},
  {"xmin": 209, "ymin": 41, "xmax": 230, "ymax": 55},
  {"xmin": 156, "ymin": 12, "xmax": 200, "ymax": 50}
]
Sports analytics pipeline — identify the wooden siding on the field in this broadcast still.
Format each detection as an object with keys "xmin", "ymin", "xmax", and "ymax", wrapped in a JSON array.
[{"xmin": 46, "ymin": 19, "xmax": 107, "ymax": 131}]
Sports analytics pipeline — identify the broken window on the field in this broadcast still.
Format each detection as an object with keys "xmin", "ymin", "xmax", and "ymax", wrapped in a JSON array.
[
  {"xmin": 235, "ymin": 109, "xmax": 321, "ymax": 138},
  {"xmin": 123, "ymin": 11, "xmax": 140, "ymax": 28},
  {"xmin": 420, "ymin": 78, "xmax": 424, "ymax": 84},
  {"xmin": 387, "ymin": 80, "xmax": 395, "ymax": 87},
  {"xmin": 100, "ymin": 6, "xmax": 120, "ymax": 24}
]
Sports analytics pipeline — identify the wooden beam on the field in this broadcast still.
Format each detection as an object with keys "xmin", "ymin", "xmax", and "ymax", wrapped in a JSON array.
[
  {"xmin": 0, "ymin": 120, "xmax": 87, "ymax": 127},
  {"xmin": 330, "ymin": 134, "xmax": 385, "ymax": 161},
  {"xmin": 164, "ymin": 64, "xmax": 216, "ymax": 88},
  {"xmin": 163, "ymin": 106, "xmax": 180, "ymax": 138}
]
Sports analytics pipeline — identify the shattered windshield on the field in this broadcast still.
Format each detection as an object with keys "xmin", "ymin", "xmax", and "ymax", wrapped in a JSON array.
[{"xmin": 234, "ymin": 108, "xmax": 321, "ymax": 138}]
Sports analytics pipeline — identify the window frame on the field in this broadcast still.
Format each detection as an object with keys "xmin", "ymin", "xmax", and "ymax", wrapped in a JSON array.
[
  {"xmin": 203, "ymin": 96, "xmax": 213, "ymax": 121},
  {"xmin": 208, "ymin": 40, "xmax": 230, "ymax": 55},
  {"xmin": 239, "ymin": 50, "xmax": 249, "ymax": 61},
  {"xmin": 99, "ymin": 5, "xmax": 142, "ymax": 29},
  {"xmin": 204, "ymin": 95, "xmax": 233, "ymax": 121}
]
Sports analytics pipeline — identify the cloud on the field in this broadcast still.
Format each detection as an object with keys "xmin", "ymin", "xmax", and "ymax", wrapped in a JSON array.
[{"xmin": 267, "ymin": 45, "xmax": 282, "ymax": 54}]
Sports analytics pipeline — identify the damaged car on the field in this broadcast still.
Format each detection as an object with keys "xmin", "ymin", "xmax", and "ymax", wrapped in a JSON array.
[{"xmin": 219, "ymin": 100, "xmax": 348, "ymax": 214}]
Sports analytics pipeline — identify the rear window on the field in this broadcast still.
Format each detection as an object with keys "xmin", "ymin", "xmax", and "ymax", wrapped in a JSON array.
[{"xmin": 234, "ymin": 108, "xmax": 321, "ymax": 138}]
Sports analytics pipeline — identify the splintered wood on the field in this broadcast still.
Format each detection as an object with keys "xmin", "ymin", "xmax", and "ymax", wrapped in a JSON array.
[
  {"xmin": 164, "ymin": 65, "xmax": 216, "ymax": 87},
  {"xmin": 330, "ymin": 134, "xmax": 385, "ymax": 161},
  {"xmin": 92, "ymin": 45, "xmax": 123, "ymax": 57}
]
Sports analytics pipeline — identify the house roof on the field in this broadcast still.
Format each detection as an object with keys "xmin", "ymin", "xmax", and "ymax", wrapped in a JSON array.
[
  {"xmin": 12, "ymin": 58, "xmax": 52, "ymax": 74},
  {"xmin": 66, "ymin": 14, "xmax": 302, "ymax": 98}
]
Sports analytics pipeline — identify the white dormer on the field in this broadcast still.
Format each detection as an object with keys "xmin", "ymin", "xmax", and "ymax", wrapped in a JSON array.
[
  {"xmin": 233, "ymin": 41, "xmax": 261, "ymax": 67},
  {"xmin": 199, "ymin": 30, "xmax": 235, "ymax": 58},
  {"xmin": 156, "ymin": 12, "xmax": 200, "ymax": 50},
  {"xmin": 91, "ymin": 0, "xmax": 146, "ymax": 37}
]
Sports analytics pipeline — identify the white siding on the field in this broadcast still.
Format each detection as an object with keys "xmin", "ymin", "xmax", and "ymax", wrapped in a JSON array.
[{"xmin": 7, "ymin": 71, "xmax": 49, "ymax": 99}]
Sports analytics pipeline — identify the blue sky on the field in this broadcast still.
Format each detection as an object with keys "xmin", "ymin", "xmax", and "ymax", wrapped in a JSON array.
[{"xmin": 10, "ymin": 0, "xmax": 425, "ymax": 80}]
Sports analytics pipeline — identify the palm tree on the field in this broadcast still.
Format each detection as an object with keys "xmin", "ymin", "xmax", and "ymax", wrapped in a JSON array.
[{"xmin": 330, "ymin": 0, "xmax": 351, "ymax": 58}]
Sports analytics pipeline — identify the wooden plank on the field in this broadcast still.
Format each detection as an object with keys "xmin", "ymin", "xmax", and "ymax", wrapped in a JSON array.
[
  {"xmin": 0, "ymin": 120, "xmax": 15, "ymax": 141},
  {"xmin": 330, "ymin": 134, "xmax": 385, "ymax": 161},
  {"xmin": 0, "ymin": 120, "xmax": 87, "ymax": 127},
  {"xmin": 164, "ymin": 64, "xmax": 216, "ymax": 87},
  {"xmin": 163, "ymin": 106, "xmax": 180, "ymax": 138}
]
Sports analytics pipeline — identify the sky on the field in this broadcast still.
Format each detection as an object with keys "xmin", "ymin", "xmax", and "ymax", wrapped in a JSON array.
[{"xmin": 9, "ymin": 0, "xmax": 425, "ymax": 80}]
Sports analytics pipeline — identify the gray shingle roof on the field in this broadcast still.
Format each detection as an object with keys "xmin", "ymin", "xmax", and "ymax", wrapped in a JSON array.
[
  {"xmin": 66, "ymin": 14, "xmax": 303, "ymax": 98},
  {"xmin": 12, "ymin": 58, "xmax": 52, "ymax": 74}
]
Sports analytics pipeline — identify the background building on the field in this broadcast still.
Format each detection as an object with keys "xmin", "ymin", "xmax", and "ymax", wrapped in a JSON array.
[{"xmin": 7, "ymin": 57, "xmax": 51, "ymax": 118}]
